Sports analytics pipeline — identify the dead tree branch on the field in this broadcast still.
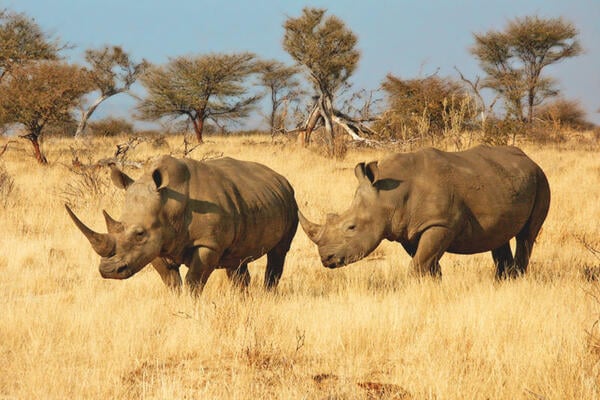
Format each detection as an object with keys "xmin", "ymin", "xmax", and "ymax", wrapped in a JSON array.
[
  {"xmin": 577, "ymin": 234, "xmax": 600, "ymax": 261},
  {"xmin": 0, "ymin": 141, "xmax": 13, "ymax": 158},
  {"xmin": 454, "ymin": 66, "xmax": 499, "ymax": 124}
]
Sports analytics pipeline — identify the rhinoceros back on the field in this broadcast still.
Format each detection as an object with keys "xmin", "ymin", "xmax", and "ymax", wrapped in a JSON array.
[{"xmin": 182, "ymin": 157, "xmax": 298, "ymax": 267}]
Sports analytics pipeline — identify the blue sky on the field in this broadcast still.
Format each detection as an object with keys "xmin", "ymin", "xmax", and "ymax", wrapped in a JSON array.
[{"xmin": 4, "ymin": 0, "xmax": 600, "ymax": 126}]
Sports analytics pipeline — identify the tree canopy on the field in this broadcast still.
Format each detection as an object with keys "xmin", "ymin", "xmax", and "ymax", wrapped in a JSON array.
[
  {"xmin": 137, "ymin": 52, "xmax": 259, "ymax": 143},
  {"xmin": 0, "ymin": 9, "xmax": 61, "ymax": 82},
  {"xmin": 471, "ymin": 15, "xmax": 582, "ymax": 123},
  {"xmin": 0, "ymin": 61, "xmax": 92, "ymax": 163},
  {"xmin": 283, "ymin": 7, "xmax": 359, "ymax": 98}
]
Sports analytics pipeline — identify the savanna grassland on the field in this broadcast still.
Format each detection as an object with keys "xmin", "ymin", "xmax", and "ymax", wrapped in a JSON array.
[{"xmin": 1, "ymin": 133, "xmax": 599, "ymax": 399}]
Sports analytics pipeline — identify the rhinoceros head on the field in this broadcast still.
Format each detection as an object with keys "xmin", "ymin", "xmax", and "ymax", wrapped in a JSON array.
[
  {"xmin": 66, "ymin": 158, "xmax": 187, "ymax": 280},
  {"xmin": 299, "ymin": 162, "xmax": 395, "ymax": 268}
]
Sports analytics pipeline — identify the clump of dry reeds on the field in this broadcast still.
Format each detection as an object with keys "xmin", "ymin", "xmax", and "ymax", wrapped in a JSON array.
[{"xmin": 0, "ymin": 162, "xmax": 15, "ymax": 207}]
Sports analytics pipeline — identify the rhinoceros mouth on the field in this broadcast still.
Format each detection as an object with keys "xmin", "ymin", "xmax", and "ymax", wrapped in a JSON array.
[
  {"xmin": 116, "ymin": 265, "xmax": 130, "ymax": 275},
  {"xmin": 100, "ymin": 264, "xmax": 135, "ymax": 279},
  {"xmin": 322, "ymin": 256, "xmax": 347, "ymax": 269}
]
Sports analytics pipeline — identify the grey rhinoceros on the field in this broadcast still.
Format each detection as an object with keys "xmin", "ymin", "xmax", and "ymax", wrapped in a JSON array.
[
  {"xmin": 66, "ymin": 155, "xmax": 298, "ymax": 294},
  {"xmin": 299, "ymin": 145, "xmax": 550, "ymax": 279}
]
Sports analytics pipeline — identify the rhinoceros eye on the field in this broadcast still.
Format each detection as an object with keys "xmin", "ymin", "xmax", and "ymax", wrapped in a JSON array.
[
  {"xmin": 134, "ymin": 227, "xmax": 146, "ymax": 241},
  {"xmin": 346, "ymin": 224, "xmax": 356, "ymax": 231}
]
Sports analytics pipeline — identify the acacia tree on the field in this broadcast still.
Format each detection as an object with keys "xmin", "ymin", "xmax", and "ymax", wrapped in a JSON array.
[
  {"xmin": 256, "ymin": 60, "xmax": 302, "ymax": 136},
  {"xmin": 0, "ymin": 61, "xmax": 92, "ymax": 163},
  {"xmin": 0, "ymin": 9, "xmax": 61, "ymax": 83},
  {"xmin": 137, "ymin": 53, "xmax": 259, "ymax": 144},
  {"xmin": 471, "ymin": 15, "xmax": 582, "ymax": 123},
  {"xmin": 283, "ymin": 7, "xmax": 363, "ymax": 149},
  {"xmin": 75, "ymin": 45, "xmax": 148, "ymax": 137}
]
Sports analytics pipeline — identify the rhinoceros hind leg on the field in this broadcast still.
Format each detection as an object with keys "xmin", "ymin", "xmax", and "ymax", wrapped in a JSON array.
[
  {"xmin": 410, "ymin": 226, "xmax": 453, "ymax": 278},
  {"xmin": 512, "ymin": 192, "xmax": 549, "ymax": 277},
  {"xmin": 151, "ymin": 258, "xmax": 182, "ymax": 292},
  {"xmin": 264, "ymin": 248, "xmax": 286, "ymax": 290},
  {"xmin": 492, "ymin": 242, "xmax": 515, "ymax": 279},
  {"xmin": 226, "ymin": 263, "xmax": 250, "ymax": 289},
  {"xmin": 185, "ymin": 247, "xmax": 218, "ymax": 297},
  {"xmin": 264, "ymin": 217, "xmax": 298, "ymax": 290},
  {"xmin": 512, "ymin": 171, "xmax": 550, "ymax": 277},
  {"xmin": 513, "ymin": 223, "xmax": 539, "ymax": 277},
  {"xmin": 264, "ymin": 238, "xmax": 293, "ymax": 290}
]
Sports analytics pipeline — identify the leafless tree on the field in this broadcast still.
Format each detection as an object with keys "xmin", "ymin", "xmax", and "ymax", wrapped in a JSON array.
[
  {"xmin": 256, "ymin": 60, "xmax": 303, "ymax": 136},
  {"xmin": 75, "ymin": 45, "xmax": 148, "ymax": 137}
]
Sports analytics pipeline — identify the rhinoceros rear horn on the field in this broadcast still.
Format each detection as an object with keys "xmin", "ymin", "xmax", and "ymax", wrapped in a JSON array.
[
  {"xmin": 298, "ymin": 210, "xmax": 323, "ymax": 244},
  {"xmin": 65, "ymin": 205, "xmax": 115, "ymax": 258},
  {"xmin": 102, "ymin": 209, "xmax": 124, "ymax": 234}
]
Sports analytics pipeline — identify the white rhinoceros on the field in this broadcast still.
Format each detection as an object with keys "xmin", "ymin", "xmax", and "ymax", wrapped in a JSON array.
[
  {"xmin": 67, "ymin": 155, "xmax": 298, "ymax": 294},
  {"xmin": 299, "ymin": 145, "xmax": 550, "ymax": 279}
]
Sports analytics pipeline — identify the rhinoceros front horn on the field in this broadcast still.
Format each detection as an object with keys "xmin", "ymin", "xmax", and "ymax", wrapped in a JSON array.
[
  {"xmin": 298, "ymin": 210, "xmax": 323, "ymax": 244},
  {"xmin": 65, "ymin": 205, "xmax": 115, "ymax": 258}
]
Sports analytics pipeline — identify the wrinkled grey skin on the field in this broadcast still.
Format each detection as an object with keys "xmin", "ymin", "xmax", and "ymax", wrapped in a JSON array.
[
  {"xmin": 299, "ymin": 145, "xmax": 550, "ymax": 279},
  {"xmin": 67, "ymin": 155, "xmax": 298, "ymax": 295}
]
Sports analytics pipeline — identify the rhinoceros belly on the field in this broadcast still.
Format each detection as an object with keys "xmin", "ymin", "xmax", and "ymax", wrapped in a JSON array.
[{"xmin": 446, "ymin": 205, "xmax": 532, "ymax": 254}]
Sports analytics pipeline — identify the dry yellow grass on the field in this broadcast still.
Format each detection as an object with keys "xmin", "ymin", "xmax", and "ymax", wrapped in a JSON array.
[{"xmin": 1, "ymin": 133, "xmax": 599, "ymax": 399}]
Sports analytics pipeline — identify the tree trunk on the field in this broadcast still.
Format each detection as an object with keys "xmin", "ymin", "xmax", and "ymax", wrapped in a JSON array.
[
  {"xmin": 527, "ymin": 90, "xmax": 535, "ymax": 124},
  {"xmin": 192, "ymin": 117, "xmax": 205, "ymax": 144},
  {"xmin": 317, "ymin": 95, "xmax": 335, "ymax": 153},
  {"xmin": 269, "ymin": 91, "xmax": 277, "ymax": 137},
  {"xmin": 75, "ymin": 94, "xmax": 111, "ymax": 137},
  {"xmin": 26, "ymin": 134, "xmax": 47, "ymax": 164},
  {"xmin": 0, "ymin": 142, "xmax": 8, "ymax": 158},
  {"xmin": 303, "ymin": 104, "xmax": 321, "ymax": 146}
]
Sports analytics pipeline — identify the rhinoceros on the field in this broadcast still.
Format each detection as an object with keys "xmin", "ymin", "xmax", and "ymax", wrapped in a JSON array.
[
  {"xmin": 66, "ymin": 155, "xmax": 298, "ymax": 294},
  {"xmin": 298, "ymin": 145, "xmax": 550, "ymax": 279}
]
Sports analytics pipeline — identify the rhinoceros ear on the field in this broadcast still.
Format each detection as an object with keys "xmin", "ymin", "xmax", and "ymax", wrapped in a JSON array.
[
  {"xmin": 152, "ymin": 168, "xmax": 169, "ymax": 190},
  {"xmin": 110, "ymin": 164, "xmax": 134, "ymax": 190},
  {"xmin": 354, "ymin": 162, "xmax": 379, "ymax": 185},
  {"xmin": 365, "ymin": 161, "xmax": 379, "ymax": 183},
  {"xmin": 354, "ymin": 163, "xmax": 368, "ymax": 182}
]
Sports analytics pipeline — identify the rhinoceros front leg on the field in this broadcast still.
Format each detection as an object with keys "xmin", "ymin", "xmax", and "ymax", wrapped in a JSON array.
[
  {"xmin": 410, "ymin": 226, "xmax": 454, "ymax": 278},
  {"xmin": 186, "ymin": 247, "xmax": 219, "ymax": 296},
  {"xmin": 492, "ymin": 242, "xmax": 515, "ymax": 279},
  {"xmin": 151, "ymin": 258, "xmax": 182, "ymax": 291}
]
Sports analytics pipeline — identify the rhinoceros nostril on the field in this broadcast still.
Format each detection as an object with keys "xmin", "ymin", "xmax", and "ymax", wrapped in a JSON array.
[{"xmin": 116, "ymin": 265, "xmax": 128, "ymax": 274}]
